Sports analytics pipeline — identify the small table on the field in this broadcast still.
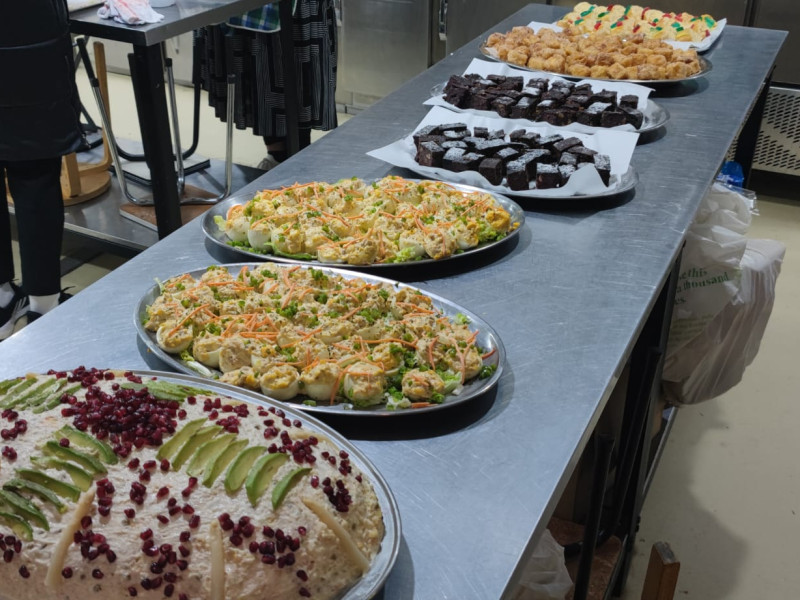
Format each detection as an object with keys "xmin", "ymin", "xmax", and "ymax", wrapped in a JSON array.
[{"xmin": 69, "ymin": 0, "xmax": 300, "ymax": 239}]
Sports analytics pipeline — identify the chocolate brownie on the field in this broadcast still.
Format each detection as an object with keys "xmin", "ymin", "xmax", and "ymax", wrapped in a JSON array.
[
  {"xmin": 478, "ymin": 157, "xmax": 505, "ymax": 185},
  {"xmin": 417, "ymin": 141, "xmax": 445, "ymax": 167},
  {"xmin": 593, "ymin": 154, "xmax": 611, "ymax": 186},
  {"xmin": 505, "ymin": 160, "xmax": 529, "ymax": 191},
  {"xmin": 535, "ymin": 163, "xmax": 561, "ymax": 189}
]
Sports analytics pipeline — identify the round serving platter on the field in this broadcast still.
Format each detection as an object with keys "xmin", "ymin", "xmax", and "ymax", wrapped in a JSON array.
[
  {"xmin": 135, "ymin": 263, "xmax": 505, "ymax": 418},
  {"xmin": 429, "ymin": 81, "xmax": 670, "ymax": 134},
  {"xmin": 479, "ymin": 44, "xmax": 713, "ymax": 86},
  {"xmin": 132, "ymin": 369, "xmax": 401, "ymax": 600},
  {"xmin": 202, "ymin": 181, "xmax": 524, "ymax": 269}
]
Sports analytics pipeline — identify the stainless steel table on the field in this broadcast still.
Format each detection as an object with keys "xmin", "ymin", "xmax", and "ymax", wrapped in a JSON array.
[
  {"xmin": 69, "ymin": 0, "xmax": 300, "ymax": 238},
  {"xmin": 0, "ymin": 5, "xmax": 786, "ymax": 598}
]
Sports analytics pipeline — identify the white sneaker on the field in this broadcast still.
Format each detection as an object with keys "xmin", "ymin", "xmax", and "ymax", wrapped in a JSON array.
[
  {"xmin": 0, "ymin": 284, "xmax": 30, "ymax": 341},
  {"xmin": 257, "ymin": 155, "xmax": 281, "ymax": 171}
]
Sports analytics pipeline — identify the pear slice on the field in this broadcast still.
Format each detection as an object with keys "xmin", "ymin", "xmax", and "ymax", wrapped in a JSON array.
[
  {"xmin": 0, "ymin": 511, "xmax": 33, "ymax": 541},
  {"xmin": 156, "ymin": 418, "xmax": 206, "ymax": 461},
  {"xmin": 271, "ymin": 467, "xmax": 310, "ymax": 510},
  {"xmin": 0, "ymin": 489, "xmax": 49, "ymax": 530},
  {"xmin": 224, "ymin": 446, "xmax": 266, "ymax": 494},
  {"xmin": 42, "ymin": 441, "xmax": 107, "ymax": 475},
  {"xmin": 186, "ymin": 433, "xmax": 236, "ymax": 477},
  {"xmin": 245, "ymin": 453, "xmax": 289, "ymax": 507},
  {"xmin": 4, "ymin": 479, "xmax": 66, "ymax": 513},
  {"xmin": 57, "ymin": 425, "xmax": 118, "ymax": 464},
  {"xmin": 15, "ymin": 468, "xmax": 81, "ymax": 502},
  {"xmin": 172, "ymin": 425, "xmax": 223, "ymax": 471},
  {"xmin": 30, "ymin": 456, "xmax": 93, "ymax": 491},
  {"xmin": 203, "ymin": 439, "xmax": 247, "ymax": 488}
]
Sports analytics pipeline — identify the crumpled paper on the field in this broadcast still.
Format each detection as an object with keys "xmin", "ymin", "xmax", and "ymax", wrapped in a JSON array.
[{"xmin": 98, "ymin": 0, "xmax": 164, "ymax": 25}]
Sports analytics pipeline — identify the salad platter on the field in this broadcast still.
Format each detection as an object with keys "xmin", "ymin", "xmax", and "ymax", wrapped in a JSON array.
[
  {"xmin": 135, "ymin": 263, "xmax": 505, "ymax": 418},
  {"xmin": 202, "ymin": 178, "xmax": 524, "ymax": 269},
  {"xmin": 0, "ymin": 367, "xmax": 400, "ymax": 600}
]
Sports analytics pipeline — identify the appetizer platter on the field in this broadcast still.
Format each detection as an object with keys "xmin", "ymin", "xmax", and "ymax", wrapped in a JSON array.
[
  {"xmin": 135, "ymin": 263, "xmax": 505, "ymax": 416},
  {"xmin": 203, "ymin": 177, "xmax": 523, "ymax": 267},
  {"xmin": 427, "ymin": 58, "xmax": 669, "ymax": 134},
  {"xmin": 0, "ymin": 367, "xmax": 399, "ymax": 600},
  {"xmin": 368, "ymin": 106, "xmax": 638, "ymax": 200},
  {"xmin": 556, "ymin": 4, "xmax": 726, "ymax": 51},
  {"xmin": 481, "ymin": 24, "xmax": 712, "ymax": 84}
]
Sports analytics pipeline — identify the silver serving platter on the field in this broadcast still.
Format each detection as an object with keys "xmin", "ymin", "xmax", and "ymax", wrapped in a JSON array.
[
  {"xmin": 135, "ymin": 263, "xmax": 505, "ymax": 417},
  {"xmin": 133, "ymin": 370, "xmax": 400, "ymax": 600},
  {"xmin": 479, "ymin": 43, "xmax": 712, "ymax": 86},
  {"xmin": 202, "ymin": 182, "xmax": 524, "ymax": 269},
  {"xmin": 430, "ymin": 81, "xmax": 670, "ymax": 133}
]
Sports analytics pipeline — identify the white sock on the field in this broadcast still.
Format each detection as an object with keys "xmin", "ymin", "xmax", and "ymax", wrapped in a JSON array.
[
  {"xmin": 0, "ymin": 282, "xmax": 13, "ymax": 308},
  {"xmin": 29, "ymin": 293, "xmax": 60, "ymax": 315}
]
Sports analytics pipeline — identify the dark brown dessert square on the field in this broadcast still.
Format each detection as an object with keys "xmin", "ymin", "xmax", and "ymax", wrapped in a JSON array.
[
  {"xmin": 570, "ymin": 146, "xmax": 598, "ymax": 163},
  {"xmin": 491, "ymin": 96, "xmax": 516, "ymax": 118},
  {"xmin": 511, "ymin": 97, "xmax": 536, "ymax": 119},
  {"xmin": 619, "ymin": 94, "xmax": 638, "ymax": 110},
  {"xmin": 478, "ymin": 158, "xmax": 505, "ymax": 185},
  {"xmin": 600, "ymin": 110, "xmax": 628, "ymax": 128},
  {"xmin": 468, "ymin": 92, "xmax": 493, "ymax": 111},
  {"xmin": 497, "ymin": 76, "xmax": 524, "ymax": 91},
  {"xmin": 442, "ymin": 147, "xmax": 466, "ymax": 170},
  {"xmin": 417, "ymin": 141, "xmax": 445, "ymax": 167},
  {"xmin": 473, "ymin": 127, "xmax": 489, "ymax": 139},
  {"xmin": 620, "ymin": 106, "xmax": 644, "ymax": 129},
  {"xmin": 559, "ymin": 164, "xmax": 576, "ymax": 182},
  {"xmin": 495, "ymin": 147, "xmax": 520, "ymax": 163},
  {"xmin": 576, "ymin": 102, "xmax": 611, "ymax": 126},
  {"xmin": 538, "ymin": 108, "xmax": 575, "ymax": 127},
  {"xmin": 444, "ymin": 87, "xmax": 471, "ymax": 109},
  {"xmin": 441, "ymin": 140, "xmax": 468, "ymax": 150},
  {"xmin": 553, "ymin": 137, "xmax": 583, "ymax": 154},
  {"xmin": 535, "ymin": 163, "xmax": 561, "ymax": 189},
  {"xmin": 505, "ymin": 160, "xmax": 529, "ymax": 191},
  {"xmin": 559, "ymin": 152, "xmax": 578, "ymax": 166},
  {"xmin": 413, "ymin": 125, "xmax": 441, "ymax": 147},
  {"xmin": 593, "ymin": 154, "xmax": 611, "ymax": 186}
]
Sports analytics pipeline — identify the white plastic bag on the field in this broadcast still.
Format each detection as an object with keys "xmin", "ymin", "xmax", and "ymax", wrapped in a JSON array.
[
  {"xmin": 98, "ymin": 0, "xmax": 164, "ymax": 25},
  {"xmin": 663, "ymin": 183, "xmax": 784, "ymax": 404},
  {"xmin": 512, "ymin": 529, "xmax": 573, "ymax": 600}
]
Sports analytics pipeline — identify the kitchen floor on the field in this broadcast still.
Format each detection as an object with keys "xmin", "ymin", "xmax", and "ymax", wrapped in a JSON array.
[{"xmin": 8, "ymin": 70, "xmax": 800, "ymax": 599}]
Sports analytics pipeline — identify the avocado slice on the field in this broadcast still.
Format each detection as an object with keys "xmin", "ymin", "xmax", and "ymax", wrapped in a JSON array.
[
  {"xmin": 186, "ymin": 433, "xmax": 236, "ymax": 477},
  {"xmin": 25, "ymin": 378, "xmax": 67, "ymax": 408},
  {"xmin": 0, "ymin": 511, "xmax": 33, "ymax": 541},
  {"xmin": 271, "ymin": 467, "xmax": 311, "ymax": 510},
  {"xmin": 224, "ymin": 446, "xmax": 266, "ymax": 494},
  {"xmin": 15, "ymin": 377, "xmax": 62, "ymax": 409},
  {"xmin": 156, "ymin": 418, "xmax": 206, "ymax": 461},
  {"xmin": 0, "ymin": 378, "xmax": 23, "ymax": 394},
  {"xmin": 57, "ymin": 425, "xmax": 118, "ymax": 464},
  {"xmin": 245, "ymin": 453, "xmax": 289, "ymax": 507},
  {"xmin": 15, "ymin": 469, "xmax": 81, "ymax": 502},
  {"xmin": 3, "ymin": 479, "xmax": 66, "ymax": 513},
  {"xmin": 0, "ymin": 489, "xmax": 49, "ymax": 531},
  {"xmin": 42, "ymin": 441, "xmax": 107, "ymax": 475},
  {"xmin": 172, "ymin": 425, "xmax": 223, "ymax": 471},
  {"xmin": 0, "ymin": 378, "xmax": 37, "ymax": 408},
  {"xmin": 203, "ymin": 439, "xmax": 248, "ymax": 488},
  {"xmin": 29, "ymin": 456, "xmax": 93, "ymax": 491}
]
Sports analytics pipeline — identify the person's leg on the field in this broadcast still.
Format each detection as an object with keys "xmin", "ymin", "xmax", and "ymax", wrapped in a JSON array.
[
  {"xmin": 5, "ymin": 157, "xmax": 64, "ymax": 303},
  {"xmin": 0, "ymin": 163, "xmax": 31, "ymax": 339}
]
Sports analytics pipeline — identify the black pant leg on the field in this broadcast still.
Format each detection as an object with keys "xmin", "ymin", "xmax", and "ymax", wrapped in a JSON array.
[
  {"xmin": 0, "ymin": 165, "xmax": 14, "ymax": 285},
  {"xmin": 5, "ymin": 157, "xmax": 63, "ymax": 296}
]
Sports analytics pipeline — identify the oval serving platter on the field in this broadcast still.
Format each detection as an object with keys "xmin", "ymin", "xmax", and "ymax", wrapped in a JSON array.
[
  {"xmin": 202, "ymin": 181, "xmax": 524, "ymax": 269},
  {"xmin": 429, "ymin": 81, "xmax": 669, "ymax": 134},
  {"xmin": 135, "ymin": 263, "xmax": 505, "ymax": 418},
  {"xmin": 479, "ymin": 43, "xmax": 712, "ymax": 86},
  {"xmin": 133, "ymin": 369, "xmax": 400, "ymax": 600}
]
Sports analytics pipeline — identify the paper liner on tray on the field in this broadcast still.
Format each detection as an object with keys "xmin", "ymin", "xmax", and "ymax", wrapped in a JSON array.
[
  {"xmin": 424, "ymin": 57, "xmax": 653, "ymax": 133},
  {"xmin": 367, "ymin": 105, "xmax": 639, "ymax": 198},
  {"xmin": 526, "ymin": 19, "xmax": 726, "ymax": 52}
]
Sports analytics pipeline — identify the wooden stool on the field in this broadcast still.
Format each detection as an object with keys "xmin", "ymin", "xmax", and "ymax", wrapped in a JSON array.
[
  {"xmin": 641, "ymin": 542, "xmax": 680, "ymax": 600},
  {"xmin": 61, "ymin": 41, "xmax": 112, "ymax": 206}
]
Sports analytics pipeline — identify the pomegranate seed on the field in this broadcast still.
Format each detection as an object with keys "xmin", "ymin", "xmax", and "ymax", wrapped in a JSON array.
[
  {"xmin": 249, "ymin": 541, "xmax": 259, "ymax": 553},
  {"xmin": 229, "ymin": 533, "xmax": 242, "ymax": 546},
  {"xmin": 176, "ymin": 559, "xmax": 188, "ymax": 571},
  {"xmin": 150, "ymin": 563, "xmax": 163, "ymax": 574},
  {"xmin": 296, "ymin": 569, "xmax": 308, "ymax": 581},
  {"xmin": 19, "ymin": 565, "xmax": 30, "ymax": 578},
  {"xmin": 62, "ymin": 567, "xmax": 73, "ymax": 578},
  {"xmin": 179, "ymin": 531, "xmax": 191, "ymax": 542},
  {"xmin": 261, "ymin": 554, "xmax": 275, "ymax": 565},
  {"xmin": 169, "ymin": 506, "xmax": 182, "ymax": 516},
  {"xmin": 179, "ymin": 545, "xmax": 190, "ymax": 557},
  {"xmin": 107, "ymin": 550, "xmax": 117, "ymax": 563},
  {"xmin": 92, "ymin": 568, "xmax": 104, "ymax": 579},
  {"xmin": 143, "ymin": 546, "xmax": 158, "ymax": 557},
  {"xmin": 179, "ymin": 594, "xmax": 189, "ymax": 600},
  {"xmin": 164, "ymin": 583, "xmax": 175, "ymax": 597},
  {"xmin": 164, "ymin": 572, "xmax": 177, "ymax": 583},
  {"xmin": 80, "ymin": 516, "xmax": 92, "ymax": 529},
  {"xmin": 59, "ymin": 438, "xmax": 70, "ymax": 447},
  {"xmin": 98, "ymin": 505, "xmax": 111, "ymax": 517},
  {"xmin": 182, "ymin": 504, "xmax": 194, "ymax": 515},
  {"xmin": 298, "ymin": 526, "xmax": 307, "ymax": 536},
  {"xmin": 160, "ymin": 544, "xmax": 172, "ymax": 555},
  {"xmin": 188, "ymin": 515, "xmax": 200, "ymax": 529},
  {"xmin": 299, "ymin": 587, "xmax": 311, "ymax": 597},
  {"xmin": 128, "ymin": 458, "xmax": 140, "ymax": 469},
  {"xmin": 124, "ymin": 508, "xmax": 136, "ymax": 519},
  {"xmin": 3, "ymin": 549, "xmax": 13, "ymax": 563},
  {"xmin": 263, "ymin": 526, "xmax": 274, "ymax": 538},
  {"xmin": 140, "ymin": 528, "xmax": 153, "ymax": 540},
  {"xmin": 160, "ymin": 459, "xmax": 170, "ymax": 471},
  {"xmin": 157, "ymin": 486, "xmax": 169, "ymax": 498},
  {"xmin": 157, "ymin": 514, "xmax": 169, "ymax": 524},
  {"xmin": 168, "ymin": 498, "xmax": 178, "ymax": 507}
]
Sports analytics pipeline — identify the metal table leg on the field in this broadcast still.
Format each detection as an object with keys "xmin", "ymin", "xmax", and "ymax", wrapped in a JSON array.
[
  {"xmin": 127, "ymin": 44, "xmax": 182, "ymax": 238},
  {"xmin": 735, "ymin": 65, "xmax": 775, "ymax": 188},
  {"xmin": 279, "ymin": 0, "xmax": 300, "ymax": 157}
]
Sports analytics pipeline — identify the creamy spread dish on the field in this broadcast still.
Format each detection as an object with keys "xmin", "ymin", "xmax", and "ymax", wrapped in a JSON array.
[
  {"xmin": 0, "ymin": 368, "xmax": 385, "ymax": 599},
  {"xmin": 215, "ymin": 176, "xmax": 518, "ymax": 264},
  {"xmin": 143, "ymin": 264, "xmax": 499, "ymax": 410}
]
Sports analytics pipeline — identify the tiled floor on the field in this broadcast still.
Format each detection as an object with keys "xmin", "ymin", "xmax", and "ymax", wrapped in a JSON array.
[{"xmin": 7, "ymin": 70, "xmax": 800, "ymax": 598}]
